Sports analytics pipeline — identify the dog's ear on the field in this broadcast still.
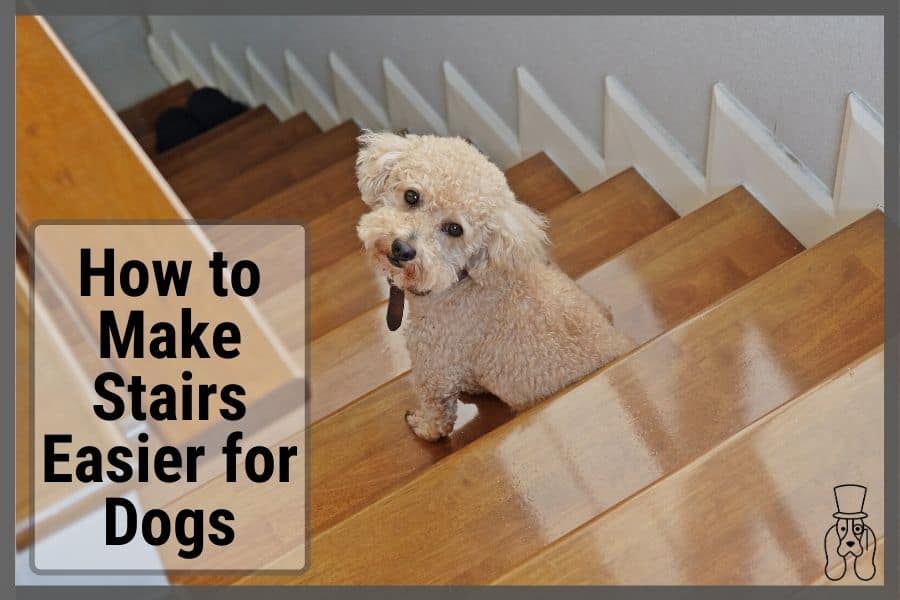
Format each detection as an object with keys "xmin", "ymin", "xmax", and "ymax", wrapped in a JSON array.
[
  {"xmin": 356, "ymin": 130, "xmax": 412, "ymax": 206},
  {"xmin": 854, "ymin": 526, "xmax": 877, "ymax": 580},
  {"xmin": 469, "ymin": 198, "xmax": 548, "ymax": 279},
  {"xmin": 824, "ymin": 524, "xmax": 847, "ymax": 580}
]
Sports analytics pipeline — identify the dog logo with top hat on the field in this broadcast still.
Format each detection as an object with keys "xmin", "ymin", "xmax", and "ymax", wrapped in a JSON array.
[{"xmin": 824, "ymin": 484, "xmax": 876, "ymax": 581}]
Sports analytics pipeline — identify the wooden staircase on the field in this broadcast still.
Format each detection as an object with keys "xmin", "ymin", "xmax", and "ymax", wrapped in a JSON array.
[{"xmin": 17, "ymin": 19, "xmax": 884, "ymax": 585}]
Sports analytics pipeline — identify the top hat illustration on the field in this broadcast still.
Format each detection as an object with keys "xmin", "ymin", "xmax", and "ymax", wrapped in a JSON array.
[{"xmin": 832, "ymin": 484, "xmax": 868, "ymax": 519}]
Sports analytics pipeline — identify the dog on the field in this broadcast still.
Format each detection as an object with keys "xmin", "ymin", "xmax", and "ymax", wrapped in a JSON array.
[
  {"xmin": 824, "ymin": 517, "xmax": 877, "ymax": 581},
  {"xmin": 355, "ymin": 131, "xmax": 635, "ymax": 441}
]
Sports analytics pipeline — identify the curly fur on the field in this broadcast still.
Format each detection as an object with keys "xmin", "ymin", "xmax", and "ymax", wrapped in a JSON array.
[{"xmin": 356, "ymin": 131, "xmax": 635, "ymax": 441}]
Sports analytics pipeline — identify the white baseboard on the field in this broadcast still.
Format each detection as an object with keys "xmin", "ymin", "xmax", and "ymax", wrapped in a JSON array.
[
  {"xmin": 284, "ymin": 49, "xmax": 342, "ymax": 131},
  {"xmin": 384, "ymin": 58, "xmax": 448, "ymax": 136},
  {"xmin": 517, "ymin": 67, "xmax": 606, "ymax": 192},
  {"xmin": 834, "ymin": 93, "xmax": 884, "ymax": 218},
  {"xmin": 145, "ymin": 31, "xmax": 884, "ymax": 246},
  {"xmin": 210, "ymin": 43, "xmax": 257, "ymax": 107},
  {"xmin": 169, "ymin": 30, "xmax": 214, "ymax": 88},
  {"xmin": 707, "ymin": 83, "xmax": 840, "ymax": 247},
  {"xmin": 146, "ymin": 34, "xmax": 182, "ymax": 86},
  {"xmin": 329, "ymin": 52, "xmax": 390, "ymax": 131},
  {"xmin": 245, "ymin": 47, "xmax": 297, "ymax": 122},
  {"xmin": 604, "ymin": 76, "xmax": 708, "ymax": 215},
  {"xmin": 443, "ymin": 61, "xmax": 521, "ymax": 169}
]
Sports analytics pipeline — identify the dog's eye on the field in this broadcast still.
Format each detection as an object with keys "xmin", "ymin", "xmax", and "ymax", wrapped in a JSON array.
[
  {"xmin": 404, "ymin": 189, "xmax": 420, "ymax": 206},
  {"xmin": 854, "ymin": 526, "xmax": 862, "ymax": 534},
  {"xmin": 441, "ymin": 222, "xmax": 464, "ymax": 237}
]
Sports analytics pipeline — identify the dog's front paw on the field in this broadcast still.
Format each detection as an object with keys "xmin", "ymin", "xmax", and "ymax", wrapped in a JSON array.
[{"xmin": 405, "ymin": 409, "xmax": 452, "ymax": 442}]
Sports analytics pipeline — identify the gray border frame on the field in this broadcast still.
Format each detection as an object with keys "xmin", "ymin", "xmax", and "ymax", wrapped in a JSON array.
[
  {"xmin": 9, "ymin": 0, "xmax": 897, "ymax": 15},
  {"xmin": 6, "ymin": 2, "xmax": 896, "ymax": 599}
]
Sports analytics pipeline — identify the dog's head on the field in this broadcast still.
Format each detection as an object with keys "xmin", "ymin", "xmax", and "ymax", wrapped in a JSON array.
[
  {"xmin": 355, "ymin": 131, "xmax": 548, "ymax": 296},
  {"xmin": 834, "ymin": 518, "xmax": 872, "ymax": 558}
]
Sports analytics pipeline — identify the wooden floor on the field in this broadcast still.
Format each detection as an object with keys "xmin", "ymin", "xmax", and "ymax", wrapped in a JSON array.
[{"xmin": 17, "ymin": 61, "xmax": 885, "ymax": 586}]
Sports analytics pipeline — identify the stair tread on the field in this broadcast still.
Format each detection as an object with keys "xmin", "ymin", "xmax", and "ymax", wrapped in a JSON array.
[
  {"xmin": 231, "ymin": 155, "xmax": 362, "ymax": 274},
  {"xmin": 117, "ymin": 80, "xmax": 194, "ymax": 139},
  {"xmin": 577, "ymin": 186, "xmax": 804, "ymax": 341},
  {"xmin": 497, "ymin": 348, "xmax": 884, "ymax": 585},
  {"xmin": 167, "ymin": 112, "xmax": 323, "ymax": 203},
  {"xmin": 548, "ymin": 169, "xmax": 679, "ymax": 278},
  {"xmin": 232, "ymin": 155, "xmax": 358, "ymax": 222},
  {"xmin": 244, "ymin": 211, "xmax": 881, "ymax": 584},
  {"xmin": 305, "ymin": 198, "xmax": 368, "ymax": 272},
  {"xmin": 504, "ymin": 152, "xmax": 585, "ymax": 214},
  {"xmin": 155, "ymin": 106, "xmax": 279, "ymax": 175},
  {"xmin": 305, "ymin": 153, "xmax": 581, "ymax": 339},
  {"xmin": 182, "ymin": 120, "xmax": 358, "ymax": 218}
]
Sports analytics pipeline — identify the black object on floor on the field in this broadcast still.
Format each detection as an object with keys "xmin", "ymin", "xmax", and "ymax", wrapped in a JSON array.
[
  {"xmin": 155, "ymin": 107, "xmax": 206, "ymax": 153},
  {"xmin": 187, "ymin": 87, "xmax": 248, "ymax": 130},
  {"xmin": 154, "ymin": 87, "xmax": 248, "ymax": 153}
]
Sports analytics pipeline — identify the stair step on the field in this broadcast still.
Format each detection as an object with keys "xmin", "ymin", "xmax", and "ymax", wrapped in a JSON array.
[
  {"xmin": 117, "ymin": 80, "xmax": 194, "ymax": 139},
  {"xmin": 243, "ymin": 211, "xmax": 881, "ymax": 584},
  {"xmin": 496, "ymin": 347, "xmax": 884, "ymax": 585},
  {"xmin": 182, "ymin": 120, "xmax": 358, "ymax": 218},
  {"xmin": 233, "ymin": 155, "xmax": 358, "ymax": 222},
  {"xmin": 166, "ymin": 112, "xmax": 323, "ymax": 204},
  {"xmin": 306, "ymin": 167, "xmax": 680, "ymax": 422},
  {"xmin": 577, "ymin": 186, "xmax": 804, "ymax": 341},
  {"xmin": 306, "ymin": 251, "xmax": 386, "ymax": 340},
  {"xmin": 303, "ymin": 153, "xmax": 581, "ymax": 340},
  {"xmin": 231, "ymin": 155, "xmax": 362, "ymax": 274},
  {"xmin": 503, "ymin": 152, "xmax": 586, "ymax": 214},
  {"xmin": 305, "ymin": 196, "xmax": 369, "ymax": 273},
  {"xmin": 548, "ymin": 169, "xmax": 678, "ymax": 278},
  {"xmin": 290, "ymin": 187, "xmax": 803, "ymax": 548},
  {"xmin": 155, "ymin": 106, "xmax": 279, "ymax": 175}
]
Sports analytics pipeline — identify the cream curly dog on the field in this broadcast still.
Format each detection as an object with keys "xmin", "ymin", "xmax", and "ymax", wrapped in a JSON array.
[{"xmin": 356, "ymin": 131, "xmax": 634, "ymax": 441}]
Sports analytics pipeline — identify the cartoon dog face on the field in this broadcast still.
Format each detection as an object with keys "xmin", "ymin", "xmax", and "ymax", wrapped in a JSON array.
[
  {"xmin": 833, "ymin": 518, "xmax": 873, "ymax": 558},
  {"xmin": 355, "ymin": 132, "xmax": 548, "ymax": 296}
]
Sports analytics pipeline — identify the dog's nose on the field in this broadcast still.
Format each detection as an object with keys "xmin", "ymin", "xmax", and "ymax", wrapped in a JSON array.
[
  {"xmin": 847, "ymin": 541, "xmax": 855, "ymax": 547},
  {"xmin": 390, "ymin": 239, "xmax": 416, "ymax": 262}
]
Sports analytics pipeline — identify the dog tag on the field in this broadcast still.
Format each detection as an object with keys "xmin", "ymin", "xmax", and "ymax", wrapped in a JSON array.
[{"xmin": 387, "ymin": 284, "xmax": 405, "ymax": 331}]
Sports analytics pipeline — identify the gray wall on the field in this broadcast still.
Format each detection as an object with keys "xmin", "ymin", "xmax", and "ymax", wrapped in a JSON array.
[
  {"xmin": 147, "ymin": 15, "xmax": 883, "ymax": 190},
  {"xmin": 46, "ymin": 16, "xmax": 168, "ymax": 110}
]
